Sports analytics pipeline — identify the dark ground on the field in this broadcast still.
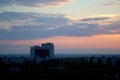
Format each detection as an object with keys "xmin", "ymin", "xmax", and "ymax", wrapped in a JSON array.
[{"xmin": 0, "ymin": 57, "xmax": 120, "ymax": 80}]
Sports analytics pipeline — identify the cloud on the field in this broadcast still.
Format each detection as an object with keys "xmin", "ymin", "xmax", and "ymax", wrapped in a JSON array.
[
  {"xmin": 0, "ymin": 0, "xmax": 72, "ymax": 7},
  {"xmin": 103, "ymin": 0, "xmax": 120, "ymax": 6},
  {"xmin": 0, "ymin": 12, "xmax": 120, "ymax": 40},
  {"xmin": 102, "ymin": 21, "xmax": 120, "ymax": 33},
  {"xmin": 0, "ymin": 12, "xmax": 70, "ymax": 29},
  {"xmin": 81, "ymin": 17, "xmax": 110, "ymax": 21},
  {"xmin": 0, "ymin": 12, "xmax": 72, "ymax": 39}
]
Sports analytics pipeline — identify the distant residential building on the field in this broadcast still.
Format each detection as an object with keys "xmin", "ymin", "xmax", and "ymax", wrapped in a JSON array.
[{"xmin": 30, "ymin": 42, "xmax": 54, "ymax": 59}]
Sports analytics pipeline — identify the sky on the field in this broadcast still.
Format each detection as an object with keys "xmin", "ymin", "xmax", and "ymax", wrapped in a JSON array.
[{"xmin": 0, "ymin": 0, "xmax": 120, "ymax": 54}]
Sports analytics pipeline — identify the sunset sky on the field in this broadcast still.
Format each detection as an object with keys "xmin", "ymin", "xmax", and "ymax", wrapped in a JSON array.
[{"xmin": 0, "ymin": 0, "xmax": 120, "ymax": 54}]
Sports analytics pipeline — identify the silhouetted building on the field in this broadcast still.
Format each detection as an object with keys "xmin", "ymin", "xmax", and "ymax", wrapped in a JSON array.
[{"xmin": 30, "ymin": 42, "xmax": 54, "ymax": 59}]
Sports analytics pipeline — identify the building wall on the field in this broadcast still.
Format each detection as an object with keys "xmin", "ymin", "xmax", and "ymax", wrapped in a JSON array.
[
  {"xmin": 30, "ymin": 43, "xmax": 54, "ymax": 59},
  {"xmin": 41, "ymin": 43, "xmax": 54, "ymax": 58}
]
